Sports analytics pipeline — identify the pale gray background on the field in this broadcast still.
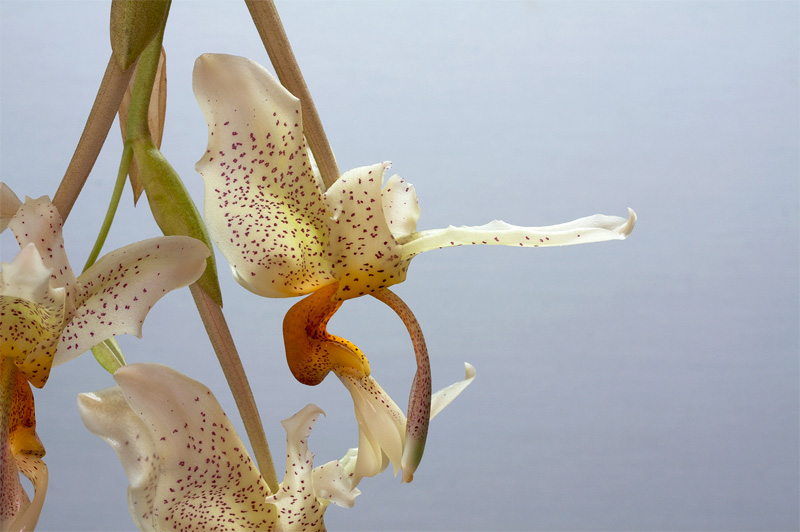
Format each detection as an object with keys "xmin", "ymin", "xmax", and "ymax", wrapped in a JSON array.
[{"xmin": 1, "ymin": 1, "xmax": 798, "ymax": 531}]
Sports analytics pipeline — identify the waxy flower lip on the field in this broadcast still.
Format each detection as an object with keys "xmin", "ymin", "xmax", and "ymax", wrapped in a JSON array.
[{"xmin": 78, "ymin": 363, "xmax": 359, "ymax": 532}]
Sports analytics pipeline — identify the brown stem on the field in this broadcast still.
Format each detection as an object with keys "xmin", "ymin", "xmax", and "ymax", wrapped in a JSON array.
[
  {"xmin": 189, "ymin": 283, "xmax": 279, "ymax": 492},
  {"xmin": 245, "ymin": 0, "xmax": 340, "ymax": 190},
  {"xmin": 53, "ymin": 55, "xmax": 134, "ymax": 221}
]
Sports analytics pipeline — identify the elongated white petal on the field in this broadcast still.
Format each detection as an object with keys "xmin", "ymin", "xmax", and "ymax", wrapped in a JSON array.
[
  {"xmin": 54, "ymin": 236, "xmax": 209, "ymax": 366},
  {"xmin": 78, "ymin": 363, "xmax": 276, "ymax": 532},
  {"xmin": 401, "ymin": 208, "xmax": 637, "ymax": 258},
  {"xmin": 431, "ymin": 363, "xmax": 476, "ymax": 420},
  {"xmin": 0, "ymin": 183, "xmax": 22, "ymax": 233},
  {"xmin": 336, "ymin": 370, "xmax": 405, "ymax": 483},
  {"xmin": 323, "ymin": 163, "xmax": 411, "ymax": 299},
  {"xmin": 0, "ymin": 244, "xmax": 66, "ymax": 387},
  {"xmin": 193, "ymin": 53, "xmax": 334, "ymax": 298},
  {"xmin": 336, "ymin": 363, "xmax": 474, "ymax": 485},
  {"xmin": 381, "ymin": 174, "xmax": 420, "ymax": 241},
  {"xmin": 268, "ymin": 404, "xmax": 359, "ymax": 529}
]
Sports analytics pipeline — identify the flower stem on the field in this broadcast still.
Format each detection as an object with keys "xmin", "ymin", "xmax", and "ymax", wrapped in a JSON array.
[
  {"xmin": 52, "ymin": 55, "xmax": 134, "ymax": 222},
  {"xmin": 245, "ymin": 0, "xmax": 340, "ymax": 190},
  {"xmin": 82, "ymin": 143, "xmax": 132, "ymax": 272},
  {"xmin": 189, "ymin": 283, "xmax": 279, "ymax": 492}
]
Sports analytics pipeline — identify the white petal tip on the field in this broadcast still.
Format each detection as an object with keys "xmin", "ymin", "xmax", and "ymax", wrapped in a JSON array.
[
  {"xmin": 621, "ymin": 208, "xmax": 637, "ymax": 237},
  {"xmin": 463, "ymin": 362, "xmax": 476, "ymax": 380}
]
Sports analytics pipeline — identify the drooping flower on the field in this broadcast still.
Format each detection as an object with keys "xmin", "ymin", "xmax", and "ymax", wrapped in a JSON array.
[
  {"xmin": 0, "ymin": 184, "xmax": 210, "ymax": 530},
  {"xmin": 192, "ymin": 53, "xmax": 635, "ymax": 481},
  {"xmin": 78, "ymin": 363, "xmax": 359, "ymax": 532}
]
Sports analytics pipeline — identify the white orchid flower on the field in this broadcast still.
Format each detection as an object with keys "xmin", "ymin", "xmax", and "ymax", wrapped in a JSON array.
[
  {"xmin": 192, "ymin": 53, "xmax": 635, "ymax": 483},
  {"xmin": 0, "ymin": 184, "xmax": 210, "ymax": 531},
  {"xmin": 78, "ymin": 363, "xmax": 359, "ymax": 532}
]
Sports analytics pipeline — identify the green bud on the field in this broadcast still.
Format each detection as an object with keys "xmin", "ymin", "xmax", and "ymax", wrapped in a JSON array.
[
  {"xmin": 131, "ymin": 138, "xmax": 223, "ymax": 307},
  {"xmin": 109, "ymin": 0, "xmax": 170, "ymax": 70}
]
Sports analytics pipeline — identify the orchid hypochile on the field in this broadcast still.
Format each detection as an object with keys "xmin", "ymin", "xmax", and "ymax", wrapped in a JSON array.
[
  {"xmin": 193, "ymin": 53, "xmax": 635, "ymax": 483},
  {"xmin": 0, "ymin": 184, "xmax": 210, "ymax": 531}
]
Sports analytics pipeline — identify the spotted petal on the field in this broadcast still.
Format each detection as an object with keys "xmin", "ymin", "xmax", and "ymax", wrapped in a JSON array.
[
  {"xmin": 78, "ymin": 363, "xmax": 276, "ymax": 532},
  {"xmin": 268, "ymin": 404, "xmax": 359, "ymax": 529},
  {"xmin": 4, "ymin": 195, "xmax": 78, "ymax": 316},
  {"xmin": 54, "ymin": 236, "xmax": 209, "ymax": 366},
  {"xmin": 193, "ymin": 53, "xmax": 334, "ymax": 298},
  {"xmin": 380, "ymin": 174, "xmax": 420, "ymax": 241},
  {"xmin": 401, "ymin": 208, "xmax": 637, "ymax": 258},
  {"xmin": 0, "ymin": 244, "xmax": 66, "ymax": 387},
  {"xmin": 323, "ymin": 163, "xmax": 411, "ymax": 300}
]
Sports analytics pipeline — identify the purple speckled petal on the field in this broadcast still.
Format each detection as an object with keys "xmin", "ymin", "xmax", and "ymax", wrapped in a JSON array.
[
  {"xmin": 79, "ymin": 363, "xmax": 277, "ymax": 532},
  {"xmin": 54, "ymin": 236, "xmax": 209, "ymax": 366},
  {"xmin": 193, "ymin": 53, "xmax": 334, "ymax": 298}
]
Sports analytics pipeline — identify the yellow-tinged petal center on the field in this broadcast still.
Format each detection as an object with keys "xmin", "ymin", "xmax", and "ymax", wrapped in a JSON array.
[
  {"xmin": 283, "ymin": 282, "xmax": 370, "ymax": 385},
  {"xmin": 0, "ymin": 295, "xmax": 65, "ymax": 388}
]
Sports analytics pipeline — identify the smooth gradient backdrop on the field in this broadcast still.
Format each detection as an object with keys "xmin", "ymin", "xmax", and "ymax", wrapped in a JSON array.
[{"xmin": 1, "ymin": 1, "xmax": 798, "ymax": 531}]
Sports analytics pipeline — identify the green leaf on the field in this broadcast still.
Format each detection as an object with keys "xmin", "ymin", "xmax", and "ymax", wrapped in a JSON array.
[
  {"xmin": 109, "ymin": 0, "xmax": 170, "ymax": 70},
  {"xmin": 91, "ymin": 338, "xmax": 127, "ymax": 374},
  {"xmin": 132, "ymin": 138, "xmax": 223, "ymax": 306}
]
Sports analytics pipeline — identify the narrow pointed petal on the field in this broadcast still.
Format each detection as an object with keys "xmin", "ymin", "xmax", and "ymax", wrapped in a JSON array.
[
  {"xmin": 78, "ymin": 363, "xmax": 276, "ymax": 532},
  {"xmin": 5, "ymin": 196, "xmax": 78, "ymax": 315},
  {"xmin": 0, "ymin": 244, "xmax": 66, "ymax": 387},
  {"xmin": 336, "ymin": 370, "xmax": 406, "ymax": 482},
  {"xmin": 193, "ymin": 53, "xmax": 334, "ymax": 298},
  {"xmin": 380, "ymin": 174, "xmax": 420, "ymax": 241},
  {"xmin": 430, "ymin": 363, "xmax": 476, "ymax": 420},
  {"xmin": 323, "ymin": 163, "xmax": 411, "ymax": 299},
  {"xmin": 54, "ymin": 236, "xmax": 209, "ymax": 366},
  {"xmin": 269, "ymin": 404, "xmax": 358, "ymax": 529},
  {"xmin": 401, "ymin": 208, "xmax": 637, "ymax": 258},
  {"xmin": 283, "ymin": 283, "xmax": 370, "ymax": 386},
  {"xmin": 0, "ymin": 183, "xmax": 22, "ymax": 233}
]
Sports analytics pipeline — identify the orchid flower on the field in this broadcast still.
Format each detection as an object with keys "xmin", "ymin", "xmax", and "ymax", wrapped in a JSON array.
[
  {"xmin": 0, "ymin": 184, "xmax": 210, "ymax": 530},
  {"xmin": 192, "ymin": 54, "xmax": 635, "ymax": 482},
  {"xmin": 78, "ymin": 363, "xmax": 359, "ymax": 532}
]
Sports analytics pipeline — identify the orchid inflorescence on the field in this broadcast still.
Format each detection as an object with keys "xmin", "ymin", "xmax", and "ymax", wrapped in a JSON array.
[{"xmin": 0, "ymin": 3, "xmax": 635, "ymax": 531}]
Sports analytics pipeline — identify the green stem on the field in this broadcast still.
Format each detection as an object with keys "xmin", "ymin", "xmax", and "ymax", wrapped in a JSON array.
[
  {"xmin": 52, "ymin": 55, "xmax": 134, "ymax": 222},
  {"xmin": 245, "ymin": 0, "xmax": 340, "ymax": 190},
  {"xmin": 82, "ymin": 144, "xmax": 132, "ymax": 272},
  {"xmin": 126, "ymin": 16, "xmax": 166, "ymax": 143}
]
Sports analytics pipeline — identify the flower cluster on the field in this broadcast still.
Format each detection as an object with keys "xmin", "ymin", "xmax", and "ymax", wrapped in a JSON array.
[
  {"xmin": 0, "ymin": 185, "xmax": 209, "ymax": 530},
  {"xmin": 2, "ymin": 37, "xmax": 635, "ymax": 532}
]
